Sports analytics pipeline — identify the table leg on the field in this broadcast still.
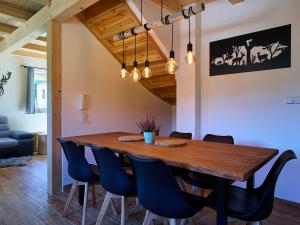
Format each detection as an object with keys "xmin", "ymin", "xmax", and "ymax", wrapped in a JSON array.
[
  {"xmin": 78, "ymin": 144, "xmax": 85, "ymax": 206},
  {"xmin": 216, "ymin": 178, "xmax": 228, "ymax": 225},
  {"xmin": 247, "ymin": 175, "xmax": 255, "ymax": 191}
]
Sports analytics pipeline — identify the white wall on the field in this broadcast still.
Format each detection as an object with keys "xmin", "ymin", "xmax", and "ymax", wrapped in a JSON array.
[
  {"xmin": 175, "ymin": 0, "xmax": 300, "ymax": 203},
  {"xmin": 176, "ymin": 16, "xmax": 199, "ymax": 138},
  {"xmin": 61, "ymin": 18, "xmax": 173, "ymax": 185},
  {"xmin": 0, "ymin": 54, "xmax": 47, "ymax": 133}
]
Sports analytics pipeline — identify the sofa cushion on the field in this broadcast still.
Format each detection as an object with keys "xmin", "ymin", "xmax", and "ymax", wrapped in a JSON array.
[
  {"xmin": 10, "ymin": 131, "xmax": 33, "ymax": 140},
  {"xmin": 0, "ymin": 138, "xmax": 18, "ymax": 149},
  {"xmin": 0, "ymin": 124, "xmax": 9, "ymax": 131},
  {"xmin": 0, "ymin": 116, "xmax": 8, "ymax": 124},
  {"xmin": 0, "ymin": 131, "xmax": 11, "ymax": 138}
]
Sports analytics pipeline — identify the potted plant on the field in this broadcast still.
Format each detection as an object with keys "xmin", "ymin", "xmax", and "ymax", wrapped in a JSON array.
[{"xmin": 137, "ymin": 116, "xmax": 160, "ymax": 144}]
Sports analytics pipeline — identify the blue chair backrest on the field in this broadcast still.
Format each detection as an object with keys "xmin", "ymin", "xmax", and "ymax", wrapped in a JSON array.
[
  {"xmin": 253, "ymin": 150, "xmax": 297, "ymax": 219},
  {"xmin": 58, "ymin": 139, "xmax": 97, "ymax": 182},
  {"xmin": 129, "ymin": 154, "xmax": 195, "ymax": 218},
  {"xmin": 169, "ymin": 131, "xmax": 192, "ymax": 139},
  {"xmin": 0, "ymin": 115, "xmax": 10, "ymax": 138},
  {"xmin": 203, "ymin": 134, "xmax": 234, "ymax": 144},
  {"xmin": 92, "ymin": 147, "xmax": 136, "ymax": 195}
]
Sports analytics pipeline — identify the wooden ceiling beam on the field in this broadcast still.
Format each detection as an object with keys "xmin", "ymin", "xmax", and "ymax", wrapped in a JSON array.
[
  {"xmin": 150, "ymin": 0, "xmax": 183, "ymax": 13},
  {"xmin": 0, "ymin": 0, "xmax": 99, "ymax": 56},
  {"xmin": 23, "ymin": 43, "xmax": 47, "ymax": 52},
  {"xmin": 13, "ymin": 49, "xmax": 46, "ymax": 59},
  {"xmin": 0, "ymin": 23, "xmax": 46, "ymax": 43},
  {"xmin": 0, "ymin": 3, "xmax": 34, "ymax": 22},
  {"xmin": 0, "ymin": 23, "xmax": 17, "ymax": 33},
  {"xmin": 36, "ymin": 36, "xmax": 47, "ymax": 42}
]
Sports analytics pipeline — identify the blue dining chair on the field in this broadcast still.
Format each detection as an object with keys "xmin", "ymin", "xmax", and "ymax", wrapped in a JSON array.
[
  {"xmin": 58, "ymin": 139, "xmax": 99, "ymax": 225},
  {"xmin": 129, "ymin": 154, "xmax": 204, "ymax": 225},
  {"xmin": 181, "ymin": 134, "xmax": 234, "ymax": 194},
  {"xmin": 168, "ymin": 131, "xmax": 193, "ymax": 191},
  {"xmin": 91, "ymin": 147, "xmax": 137, "ymax": 225},
  {"xmin": 206, "ymin": 150, "xmax": 297, "ymax": 225}
]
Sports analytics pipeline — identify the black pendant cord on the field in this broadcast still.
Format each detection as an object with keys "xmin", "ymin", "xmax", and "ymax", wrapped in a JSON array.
[
  {"xmin": 122, "ymin": 39, "xmax": 125, "ymax": 63},
  {"xmin": 134, "ymin": 34, "xmax": 137, "ymax": 63},
  {"xmin": 188, "ymin": 17, "xmax": 191, "ymax": 44},
  {"xmin": 161, "ymin": 0, "xmax": 163, "ymax": 21},
  {"xmin": 140, "ymin": 0, "xmax": 143, "ymax": 26},
  {"xmin": 187, "ymin": 17, "xmax": 193, "ymax": 52},
  {"xmin": 171, "ymin": 22, "xmax": 174, "ymax": 51},
  {"xmin": 146, "ymin": 31, "xmax": 149, "ymax": 60}
]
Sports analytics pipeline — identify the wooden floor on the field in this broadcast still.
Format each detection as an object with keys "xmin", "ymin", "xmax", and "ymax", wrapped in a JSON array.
[{"xmin": 0, "ymin": 156, "xmax": 299, "ymax": 225}]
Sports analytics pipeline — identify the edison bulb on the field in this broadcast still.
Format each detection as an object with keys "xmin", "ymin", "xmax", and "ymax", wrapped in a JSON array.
[
  {"xmin": 185, "ymin": 51, "xmax": 196, "ymax": 64},
  {"xmin": 142, "ymin": 67, "xmax": 152, "ymax": 78},
  {"xmin": 166, "ymin": 58, "xmax": 178, "ymax": 74},
  {"xmin": 120, "ymin": 68, "xmax": 129, "ymax": 79},
  {"xmin": 131, "ymin": 67, "xmax": 141, "ymax": 82}
]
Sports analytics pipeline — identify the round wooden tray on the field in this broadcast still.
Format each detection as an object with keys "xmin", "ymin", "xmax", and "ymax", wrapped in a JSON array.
[
  {"xmin": 118, "ymin": 135, "xmax": 144, "ymax": 142},
  {"xmin": 155, "ymin": 139, "xmax": 187, "ymax": 147}
]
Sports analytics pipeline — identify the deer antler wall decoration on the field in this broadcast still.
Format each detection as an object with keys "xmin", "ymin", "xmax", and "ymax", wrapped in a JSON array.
[{"xmin": 0, "ymin": 72, "xmax": 12, "ymax": 97}]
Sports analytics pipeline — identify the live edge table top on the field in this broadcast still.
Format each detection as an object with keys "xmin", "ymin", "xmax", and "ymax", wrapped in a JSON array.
[{"xmin": 65, "ymin": 132, "xmax": 278, "ymax": 182}]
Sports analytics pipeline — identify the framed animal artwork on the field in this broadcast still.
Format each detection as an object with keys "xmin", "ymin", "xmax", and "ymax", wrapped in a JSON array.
[
  {"xmin": 209, "ymin": 24, "xmax": 291, "ymax": 76},
  {"xmin": 0, "ymin": 72, "xmax": 12, "ymax": 97}
]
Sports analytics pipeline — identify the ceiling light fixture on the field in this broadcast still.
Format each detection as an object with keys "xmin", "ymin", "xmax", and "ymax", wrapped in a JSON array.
[
  {"xmin": 185, "ymin": 17, "xmax": 196, "ymax": 65},
  {"xmin": 166, "ymin": 22, "xmax": 178, "ymax": 74},
  {"xmin": 130, "ymin": 34, "xmax": 141, "ymax": 82},
  {"xmin": 120, "ymin": 39, "xmax": 129, "ymax": 79},
  {"xmin": 142, "ymin": 31, "xmax": 151, "ymax": 78}
]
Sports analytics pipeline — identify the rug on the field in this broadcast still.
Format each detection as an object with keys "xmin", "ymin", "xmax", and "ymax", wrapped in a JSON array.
[{"xmin": 0, "ymin": 156, "xmax": 33, "ymax": 168}]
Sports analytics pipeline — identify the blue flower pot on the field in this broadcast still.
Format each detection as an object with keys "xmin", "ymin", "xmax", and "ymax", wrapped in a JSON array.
[{"xmin": 144, "ymin": 132, "xmax": 155, "ymax": 144}]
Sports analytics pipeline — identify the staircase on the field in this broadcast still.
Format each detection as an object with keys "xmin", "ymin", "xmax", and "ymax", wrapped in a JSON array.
[{"xmin": 78, "ymin": 0, "xmax": 176, "ymax": 105}]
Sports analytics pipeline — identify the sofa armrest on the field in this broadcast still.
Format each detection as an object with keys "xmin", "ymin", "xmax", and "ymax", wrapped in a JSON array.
[{"xmin": 10, "ymin": 131, "xmax": 33, "ymax": 140}]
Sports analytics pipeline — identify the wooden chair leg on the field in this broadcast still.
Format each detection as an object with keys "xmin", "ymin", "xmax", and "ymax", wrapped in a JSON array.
[
  {"xmin": 136, "ymin": 197, "xmax": 140, "ymax": 206},
  {"xmin": 177, "ymin": 178, "xmax": 187, "ymax": 192},
  {"xmin": 191, "ymin": 186, "xmax": 199, "ymax": 194},
  {"xmin": 91, "ymin": 184, "xmax": 96, "ymax": 206},
  {"xmin": 110, "ymin": 198, "xmax": 118, "ymax": 215},
  {"xmin": 62, "ymin": 181, "xmax": 77, "ymax": 217},
  {"xmin": 198, "ymin": 188, "xmax": 205, "ymax": 197},
  {"xmin": 188, "ymin": 217, "xmax": 196, "ymax": 225},
  {"xmin": 81, "ymin": 182, "xmax": 89, "ymax": 225},
  {"xmin": 169, "ymin": 218, "xmax": 178, "ymax": 225},
  {"xmin": 121, "ymin": 196, "xmax": 128, "ymax": 225},
  {"xmin": 142, "ymin": 210, "xmax": 152, "ymax": 225},
  {"xmin": 179, "ymin": 219, "xmax": 186, "ymax": 225},
  {"xmin": 96, "ymin": 192, "xmax": 112, "ymax": 225},
  {"xmin": 248, "ymin": 222, "xmax": 262, "ymax": 225}
]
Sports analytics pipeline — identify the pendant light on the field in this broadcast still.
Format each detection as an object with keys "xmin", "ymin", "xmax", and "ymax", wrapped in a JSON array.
[
  {"xmin": 120, "ymin": 39, "xmax": 129, "ymax": 79},
  {"xmin": 166, "ymin": 22, "xmax": 178, "ymax": 74},
  {"xmin": 142, "ymin": 31, "xmax": 152, "ymax": 78},
  {"xmin": 184, "ymin": 17, "xmax": 196, "ymax": 64},
  {"xmin": 130, "ymin": 34, "xmax": 141, "ymax": 82}
]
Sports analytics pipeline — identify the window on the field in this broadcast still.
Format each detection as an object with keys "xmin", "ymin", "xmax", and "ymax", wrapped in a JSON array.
[
  {"xmin": 34, "ymin": 68, "xmax": 47, "ymax": 113},
  {"xmin": 26, "ymin": 67, "xmax": 47, "ymax": 114}
]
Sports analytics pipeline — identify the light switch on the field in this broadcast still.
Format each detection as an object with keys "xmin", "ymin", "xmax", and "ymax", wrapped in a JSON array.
[
  {"xmin": 286, "ymin": 96, "xmax": 300, "ymax": 104},
  {"xmin": 286, "ymin": 97, "xmax": 293, "ymax": 104},
  {"xmin": 292, "ymin": 96, "xmax": 300, "ymax": 104}
]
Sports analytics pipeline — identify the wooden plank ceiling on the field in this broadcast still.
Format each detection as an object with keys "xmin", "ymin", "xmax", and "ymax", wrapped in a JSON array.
[
  {"xmin": 78, "ymin": 0, "xmax": 176, "ymax": 105},
  {"xmin": 0, "ymin": 0, "xmax": 47, "ymax": 59}
]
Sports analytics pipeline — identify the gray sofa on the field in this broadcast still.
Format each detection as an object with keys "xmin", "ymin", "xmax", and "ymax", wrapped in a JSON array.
[{"xmin": 0, "ymin": 115, "xmax": 34, "ymax": 159}]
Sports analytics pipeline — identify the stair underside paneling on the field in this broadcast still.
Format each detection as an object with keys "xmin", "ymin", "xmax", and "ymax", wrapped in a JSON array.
[{"xmin": 78, "ymin": 0, "xmax": 176, "ymax": 105}]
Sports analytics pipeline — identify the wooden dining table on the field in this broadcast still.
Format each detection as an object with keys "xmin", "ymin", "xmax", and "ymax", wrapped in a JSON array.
[{"xmin": 65, "ymin": 132, "xmax": 278, "ymax": 225}]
